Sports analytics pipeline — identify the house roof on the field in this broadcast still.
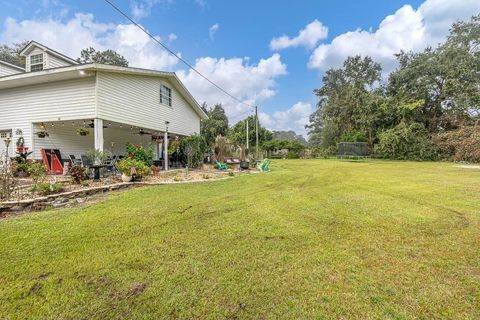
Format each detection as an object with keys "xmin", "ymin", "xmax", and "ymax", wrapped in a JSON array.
[
  {"xmin": 19, "ymin": 40, "xmax": 79, "ymax": 65},
  {"xmin": 0, "ymin": 60, "xmax": 25, "ymax": 72},
  {"xmin": 0, "ymin": 63, "xmax": 207, "ymax": 119}
]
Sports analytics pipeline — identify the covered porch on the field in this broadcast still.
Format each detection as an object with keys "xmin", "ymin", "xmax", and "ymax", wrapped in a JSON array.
[{"xmin": 32, "ymin": 118, "xmax": 183, "ymax": 172}]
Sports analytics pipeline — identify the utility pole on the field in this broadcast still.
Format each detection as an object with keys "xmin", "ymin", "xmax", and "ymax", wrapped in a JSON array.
[
  {"xmin": 246, "ymin": 118, "xmax": 249, "ymax": 151},
  {"xmin": 255, "ymin": 105, "xmax": 259, "ymax": 159}
]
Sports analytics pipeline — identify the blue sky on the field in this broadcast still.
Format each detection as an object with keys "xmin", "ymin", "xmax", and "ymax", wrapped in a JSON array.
[{"xmin": 1, "ymin": 0, "xmax": 478, "ymax": 137}]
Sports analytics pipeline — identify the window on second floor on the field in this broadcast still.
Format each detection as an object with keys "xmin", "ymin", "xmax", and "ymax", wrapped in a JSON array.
[
  {"xmin": 30, "ymin": 54, "xmax": 44, "ymax": 72},
  {"xmin": 160, "ymin": 85, "xmax": 172, "ymax": 107}
]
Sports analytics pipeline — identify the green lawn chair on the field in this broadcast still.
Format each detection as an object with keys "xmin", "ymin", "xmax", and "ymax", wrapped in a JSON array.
[
  {"xmin": 215, "ymin": 160, "xmax": 228, "ymax": 171},
  {"xmin": 257, "ymin": 159, "xmax": 272, "ymax": 172}
]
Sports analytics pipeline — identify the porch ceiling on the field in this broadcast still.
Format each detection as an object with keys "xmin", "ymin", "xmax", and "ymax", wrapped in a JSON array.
[{"xmin": 33, "ymin": 120, "xmax": 184, "ymax": 139}]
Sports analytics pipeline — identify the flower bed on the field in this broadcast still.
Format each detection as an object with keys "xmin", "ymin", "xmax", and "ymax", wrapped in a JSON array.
[{"xmin": 1, "ymin": 167, "xmax": 253, "ymax": 215}]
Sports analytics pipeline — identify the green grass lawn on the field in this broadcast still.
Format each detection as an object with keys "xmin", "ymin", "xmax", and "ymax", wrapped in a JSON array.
[{"xmin": 1, "ymin": 160, "xmax": 479, "ymax": 319}]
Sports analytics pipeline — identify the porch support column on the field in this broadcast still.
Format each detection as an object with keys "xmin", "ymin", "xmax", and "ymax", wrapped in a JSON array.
[
  {"xmin": 94, "ymin": 118, "xmax": 104, "ymax": 164},
  {"xmin": 164, "ymin": 131, "xmax": 169, "ymax": 171}
]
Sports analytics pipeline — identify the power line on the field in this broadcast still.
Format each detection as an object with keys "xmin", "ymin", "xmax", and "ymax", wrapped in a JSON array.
[{"xmin": 102, "ymin": 0, "xmax": 256, "ymax": 111}]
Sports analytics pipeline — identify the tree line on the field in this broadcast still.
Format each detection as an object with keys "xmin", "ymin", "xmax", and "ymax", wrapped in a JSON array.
[
  {"xmin": 200, "ymin": 103, "xmax": 307, "ymax": 159},
  {"xmin": 306, "ymin": 14, "xmax": 480, "ymax": 161}
]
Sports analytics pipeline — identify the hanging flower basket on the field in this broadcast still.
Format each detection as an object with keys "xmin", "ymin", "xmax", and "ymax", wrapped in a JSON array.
[
  {"xmin": 35, "ymin": 131, "xmax": 49, "ymax": 138},
  {"xmin": 77, "ymin": 128, "xmax": 90, "ymax": 136}
]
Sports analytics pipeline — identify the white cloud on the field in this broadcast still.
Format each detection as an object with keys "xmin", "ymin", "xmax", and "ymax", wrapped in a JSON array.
[
  {"xmin": 270, "ymin": 20, "xmax": 328, "ymax": 51},
  {"xmin": 308, "ymin": 0, "xmax": 480, "ymax": 73},
  {"xmin": 259, "ymin": 102, "xmax": 313, "ymax": 137},
  {"xmin": 0, "ymin": 13, "xmax": 179, "ymax": 70},
  {"xmin": 168, "ymin": 33, "xmax": 177, "ymax": 41},
  {"xmin": 209, "ymin": 23, "xmax": 219, "ymax": 40},
  {"xmin": 131, "ymin": 0, "xmax": 154, "ymax": 20},
  {"xmin": 130, "ymin": 0, "xmax": 169, "ymax": 20},
  {"xmin": 177, "ymin": 54, "xmax": 287, "ymax": 123}
]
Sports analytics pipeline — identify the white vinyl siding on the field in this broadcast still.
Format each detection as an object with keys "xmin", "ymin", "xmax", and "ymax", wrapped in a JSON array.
[
  {"xmin": 0, "ymin": 63, "xmax": 23, "ymax": 77},
  {"xmin": 0, "ymin": 65, "xmax": 21, "ymax": 77},
  {"xmin": 0, "ymin": 77, "xmax": 96, "ymax": 159},
  {"xmin": 47, "ymin": 53, "xmax": 73, "ymax": 69},
  {"xmin": 96, "ymin": 72, "xmax": 201, "ymax": 136}
]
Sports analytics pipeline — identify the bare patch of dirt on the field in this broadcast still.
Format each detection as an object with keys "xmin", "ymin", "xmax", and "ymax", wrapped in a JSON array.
[{"xmin": 127, "ymin": 282, "xmax": 147, "ymax": 297}]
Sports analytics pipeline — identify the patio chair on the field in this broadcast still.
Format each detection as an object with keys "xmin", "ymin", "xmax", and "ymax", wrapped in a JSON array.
[
  {"xmin": 80, "ymin": 155, "xmax": 93, "ymax": 168},
  {"xmin": 215, "ymin": 160, "xmax": 228, "ymax": 171},
  {"xmin": 69, "ymin": 155, "xmax": 83, "ymax": 166},
  {"xmin": 257, "ymin": 159, "xmax": 272, "ymax": 172},
  {"xmin": 103, "ymin": 156, "xmax": 118, "ymax": 176}
]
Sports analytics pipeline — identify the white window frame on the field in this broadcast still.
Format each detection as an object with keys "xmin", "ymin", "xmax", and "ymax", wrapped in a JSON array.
[
  {"xmin": 160, "ymin": 85, "xmax": 172, "ymax": 107},
  {"xmin": 30, "ymin": 54, "xmax": 44, "ymax": 72}
]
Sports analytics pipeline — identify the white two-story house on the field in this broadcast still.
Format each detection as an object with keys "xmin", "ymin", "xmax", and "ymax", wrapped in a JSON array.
[{"xmin": 0, "ymin": 41, "xmax": 207, "ymax": 168}]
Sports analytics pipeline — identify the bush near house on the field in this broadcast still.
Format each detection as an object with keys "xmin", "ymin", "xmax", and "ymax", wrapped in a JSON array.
[
  {"xmin": 126, "ymin": 143, "xmax": 154, "ymax": 167},
  {"xmin": 32, "ymin": 182, "xmax": 63, "ymax": 195},
  {"xmin": 27, "ymin": 162, "xmax": 47, "ymax": 189},
  {"xmin": 70, "ymin": 165, "xmax": 87, "ymax": 184},
  {"xmin": 116, "ymin": 158, "xmax": 150, "ymax": 177},
  {"xmin": 179, "ymin": 134, "xmax": 207, "ymax": 168}
]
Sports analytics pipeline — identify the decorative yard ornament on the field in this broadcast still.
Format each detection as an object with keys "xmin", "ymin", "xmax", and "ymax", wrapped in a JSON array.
[
  {"xmin": 15, "ymin": 137, "xmax": 32, "ymax": 161},
  {"xmin": 3, "ymin": 133, "xmax": 11, "ymax": 166}
]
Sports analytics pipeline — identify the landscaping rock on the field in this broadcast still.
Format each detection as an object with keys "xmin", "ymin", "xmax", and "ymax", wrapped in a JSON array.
[
  {"xmin": 75, "ymin": 198, "xmax": 85, "ymax": 204},
  {"xmin": 52, "ymin": 202, "xmax": 69, "ymax": 208},
  {"xmin": 53, "ymin": 197, "xmax": 69, "ymax": 205},
  {"xmin": 10, "ymin": 205, "xmax": 24, "ymax": 212}
]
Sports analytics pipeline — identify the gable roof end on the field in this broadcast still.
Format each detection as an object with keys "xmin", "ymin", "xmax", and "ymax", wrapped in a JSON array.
[{"xmin": 19, "ymin": 40, "xmax": 79, "ymax": 65}]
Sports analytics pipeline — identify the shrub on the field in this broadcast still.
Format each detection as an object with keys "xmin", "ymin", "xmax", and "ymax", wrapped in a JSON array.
[
  {"xmin": 27, "ymin": 162, "xmax": 47, "ymax": 188},
  {"xmin": 70, "ymin": 165, "xmax": 87, "ymax": 184},
  {"xmin": 311, "ymin": 146, "xmax": 337, "ymax": 158},
  {"xmin": 126, "ymin": 143, "xmax": 154, "ymax": 166},
  {"xmin": 33, "ymin": 182, "xmax": 63, "ymax": 195},
  {"xmin": 15, "ymin": 161, "xmax": 30, "ymax": 173},
  {"xmin": 86, "ymin": 149, "xmax": 111, "ymax": 164},
  {"xmin": 374, "ymin": 122, "xmax": 438, "ymax": 161},
  {"xmin": 116, "ymin": 158, "xmax": 150, "ymax": 177},
  {"xmin": 179, "ymin": 135, "xmax": 207, "ymax": 168},
  {"xmin": 432, "ymin": 126, "xmax": 480, "ymax": 163}
]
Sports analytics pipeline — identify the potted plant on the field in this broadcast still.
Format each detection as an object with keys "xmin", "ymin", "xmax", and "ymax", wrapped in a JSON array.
[
  {"xmin": 116, "ymin": 158, "xmax": 150, "ymax": 182},
  {"xmin": 35, "ymin": 131, "xmax": 49, "ymax": 138},
  {"xmin": 239, "ymin": 144, "xmax": 250, "ymax": 170},
  {"xmin": 77, "ymin": 128, "xmax": 90, "ymax": 136},
  {"xmin": 117, "ymin": 158, "xmax": 134, "ymax": 182}
]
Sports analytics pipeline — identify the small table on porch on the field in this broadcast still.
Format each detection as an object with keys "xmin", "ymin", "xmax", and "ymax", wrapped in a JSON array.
[{"xmin": 90, "ymin": 164, "xmax": 106, "ymax": 181}]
